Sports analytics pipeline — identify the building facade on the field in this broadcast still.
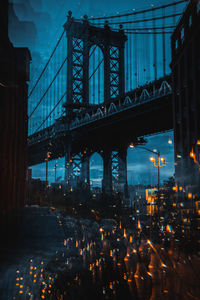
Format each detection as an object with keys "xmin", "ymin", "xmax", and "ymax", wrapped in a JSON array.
[
  {"xmin": 171, "ymin": 0, "xmax": 200, "ymax": 194},
  {"xmin": 0, "ymin": 0, "xmax": 31, "ymax": 222}
]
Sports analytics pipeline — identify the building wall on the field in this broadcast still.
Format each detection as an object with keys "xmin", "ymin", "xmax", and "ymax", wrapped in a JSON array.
[
  {"xmin": 0, "ymin": 0, "xmax": 31, "ymax": 221},
  {"xmin": 171, "ymin": 0, "xmax": 200, "ymax": 192}
]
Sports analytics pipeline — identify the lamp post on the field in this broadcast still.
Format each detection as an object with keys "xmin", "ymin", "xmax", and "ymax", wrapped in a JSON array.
[
  {"xmin": 149, "ymin": 152, "xmax": 166, "ymax": 202},
  {"xmin": 129, "ymin": 144, "xmax": 165, "ymax": 226}
]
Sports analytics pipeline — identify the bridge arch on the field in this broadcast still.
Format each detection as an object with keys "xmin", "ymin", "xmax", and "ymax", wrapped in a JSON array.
[{"xmin": 89, "ymin": 152, "xmax": 103, "ymax": 189}]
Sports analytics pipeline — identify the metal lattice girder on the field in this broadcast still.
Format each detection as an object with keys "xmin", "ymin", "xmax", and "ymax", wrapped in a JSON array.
[
  {"xmin": 112, "ymin": 151, "xmax": 119, "ymax": 181},
  {"xmin": 80, "ymin": 149, "xmax": 90, "ymax": 185},
  {"xmin": 110, "ymin": 46, "xmax": 120, "ymax": 98},
  {"xmin": 71, "ymin": 38, "xmax": 84, "ymax": 104},
  {"xmin": 71, "ymin": 153, "xmax": 82, "ymax": 177},
  {"xmin": 64, "ymin": 13, "xmax": 127, "ymax": 106}
]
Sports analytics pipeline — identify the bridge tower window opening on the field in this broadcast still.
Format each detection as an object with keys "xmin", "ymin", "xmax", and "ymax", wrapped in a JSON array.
[
  {"xmin": 90, "ymin": 153, "xmax": 103, "ymax": 188},
  {"xmin": 89, "ymin": 45, "xmax": 104, "ymax": 105}
]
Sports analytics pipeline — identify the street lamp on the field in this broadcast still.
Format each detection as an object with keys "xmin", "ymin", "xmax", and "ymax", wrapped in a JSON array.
[
  {"xmin": 129, "ymin": 144, "xmax": 165, "ymax": 220},
  {"xmin": 149, "ymin": 153, "xmax": 166, "ymax": 204}
]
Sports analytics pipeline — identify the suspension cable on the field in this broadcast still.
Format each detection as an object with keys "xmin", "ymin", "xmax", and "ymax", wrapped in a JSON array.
[
  {"xmin": 88, "ymin": 0, "xmax": 187, "ymax": 21},
  {"xmin": 89, "ymin": 58, "xmax": 104, "ymax": 80},
  {"xmin": 28, "ymin": 56, "xmax": 68, "ymax": 119},
  {"xmin": 94, "ymin": 13, "xmax": 183, "ymax": 26},
  {"xmin": 28, "ymin": 30, "xmax": 65, "ymax": 98},
  {"xmin": 34, "ymin": 90, "xmax": 67, "ymax": 133}
]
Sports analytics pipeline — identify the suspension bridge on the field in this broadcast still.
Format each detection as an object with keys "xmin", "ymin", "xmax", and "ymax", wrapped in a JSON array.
[{"xmin": 28, "ymin": 0, "xmax": 188, "ymax": 195}]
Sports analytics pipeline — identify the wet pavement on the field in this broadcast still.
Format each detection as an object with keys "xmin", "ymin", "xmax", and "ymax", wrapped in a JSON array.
[{"xmin": 0, "ymin": 206, "xmax": 199, "ymax": 300}]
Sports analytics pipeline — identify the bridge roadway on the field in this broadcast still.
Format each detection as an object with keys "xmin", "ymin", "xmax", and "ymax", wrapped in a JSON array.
[{"xmin": 28, "ymin": 76, "xmax": 173, "ymax": 166}]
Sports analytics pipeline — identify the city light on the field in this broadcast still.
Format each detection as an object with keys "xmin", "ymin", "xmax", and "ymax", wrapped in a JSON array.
[{"xmin": 168, "ymin": 139, "xmax": 172, "ymax": 144}]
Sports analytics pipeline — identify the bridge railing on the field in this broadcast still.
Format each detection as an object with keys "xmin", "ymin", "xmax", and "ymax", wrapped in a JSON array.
[
  {"xmin": 28, "ymin": 78, "xmax": 172, "ymax": 146},
  {"xmin": 70, "ymin": 79, "xmax": 172, "ymax": 129}
]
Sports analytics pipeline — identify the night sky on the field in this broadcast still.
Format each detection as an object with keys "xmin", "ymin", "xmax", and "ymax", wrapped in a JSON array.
[{"xmin": 8, "ymin": 0, "xmax": 186, "ymax": 186}]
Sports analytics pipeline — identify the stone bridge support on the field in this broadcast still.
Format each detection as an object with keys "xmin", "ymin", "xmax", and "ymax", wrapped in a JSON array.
[
  {"xmin": 102, "ymin": 146, "xmax": 128, "ymax": 197},
  {"xmin": 64, "ymin": 139, "xmax": 73, "ymax": 187},
  {"xmin": 80, "ymin": 150, "xmax": 90, "ymax": 188},
  {"xmin": 117, "ymin": 146, "xmax": 128, "ymax": 198},
  {"xmin": 102, "ymin": 149, "xmax": 113, "ymax": 195}
]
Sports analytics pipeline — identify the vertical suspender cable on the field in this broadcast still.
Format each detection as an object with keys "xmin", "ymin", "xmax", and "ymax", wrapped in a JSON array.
[
  {"xmin": 93, "ymin": 47, "xmax": 95, "ymax": 104},
  {"xmin": 131, "ymin": 14, "xmax": 134, "ymax": 90},
  {"xmin": 143, "ymin": 12, "xmax": 146, "ymax": 84},
  {"xmin": 162, "ymin": 7, "xmax": 166, "ymax": 76},
  {"xmin": 152, "ymin": 8, "xmax": 157, "ymax": 81},
  {"xmin": 134, "ymin": 29, "xmax": 138, "ymax": 88},
  {"xmin": 126, "ymin": 15, "xmax": 129, "ymax": 91},
  {"xmin": 146, "ymin": 14, "xmax": 150, "ymax": 84},
  {"xmin": 98, "ymin": 47, "xmax": 100, "ymax": 104},
  {"xmin": 129, "ymin": 16, "xmax": 132, "ymax": 91}
]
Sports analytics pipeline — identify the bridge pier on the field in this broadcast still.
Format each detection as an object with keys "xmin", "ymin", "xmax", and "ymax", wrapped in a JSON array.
[
  {"xmin": 80, "ymin": 150, "xmax": 90, "ymax": 188},
  {"xmin": 117, "ymin": 146, "xmax": 128, "ymax": 197},
  {"xmin": 64, "ymin": 142, "xmax": 73, "ymax": 187},
  {"xmin": 102, "ymin": 149, "xmax": 113, "ymax": 195}
]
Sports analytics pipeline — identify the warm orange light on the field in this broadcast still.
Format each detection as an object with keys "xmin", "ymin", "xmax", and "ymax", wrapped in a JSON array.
[
  {"xmin": 190, "ymin": 148, "xmax": 195, "ymax": 158},
  {"xmin": 179, "ymin": 186, "xmax": 183, "ymax": 191},
  {"xmin": 150, "ymin": 157, "xmax": 155, "ymax": 162},
  {"xmin": 160, "ymin": 157, "xmax": 165, "ymax": 163},
  {"xmin": 188, "ymin": 193, "xmax": 192, "ymax": 199},
  {"xmin": 166, "ymin": 224, "xmax": 172, "ymax": 232},
  {"xmin": 172, "ymin": 186, "xmax": 178, "ymax": 191},
  {"xmin": 137, "ymin": 220, "xmax": 141, "ymax": 230},
  {"xmin": 197, "ymin": 140, "xmax": 200, "ymax": 145}
]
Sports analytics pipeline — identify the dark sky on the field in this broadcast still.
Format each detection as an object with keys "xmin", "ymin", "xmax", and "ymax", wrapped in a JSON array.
[{"xmin": 8, "ymin": 0, "xmax": 186, "ymax": 185}]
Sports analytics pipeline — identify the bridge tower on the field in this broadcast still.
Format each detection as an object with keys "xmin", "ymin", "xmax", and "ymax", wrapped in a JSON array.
[{"xmin": 63, "ymin": 11, "xmax": 127, "ymax": 191}]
